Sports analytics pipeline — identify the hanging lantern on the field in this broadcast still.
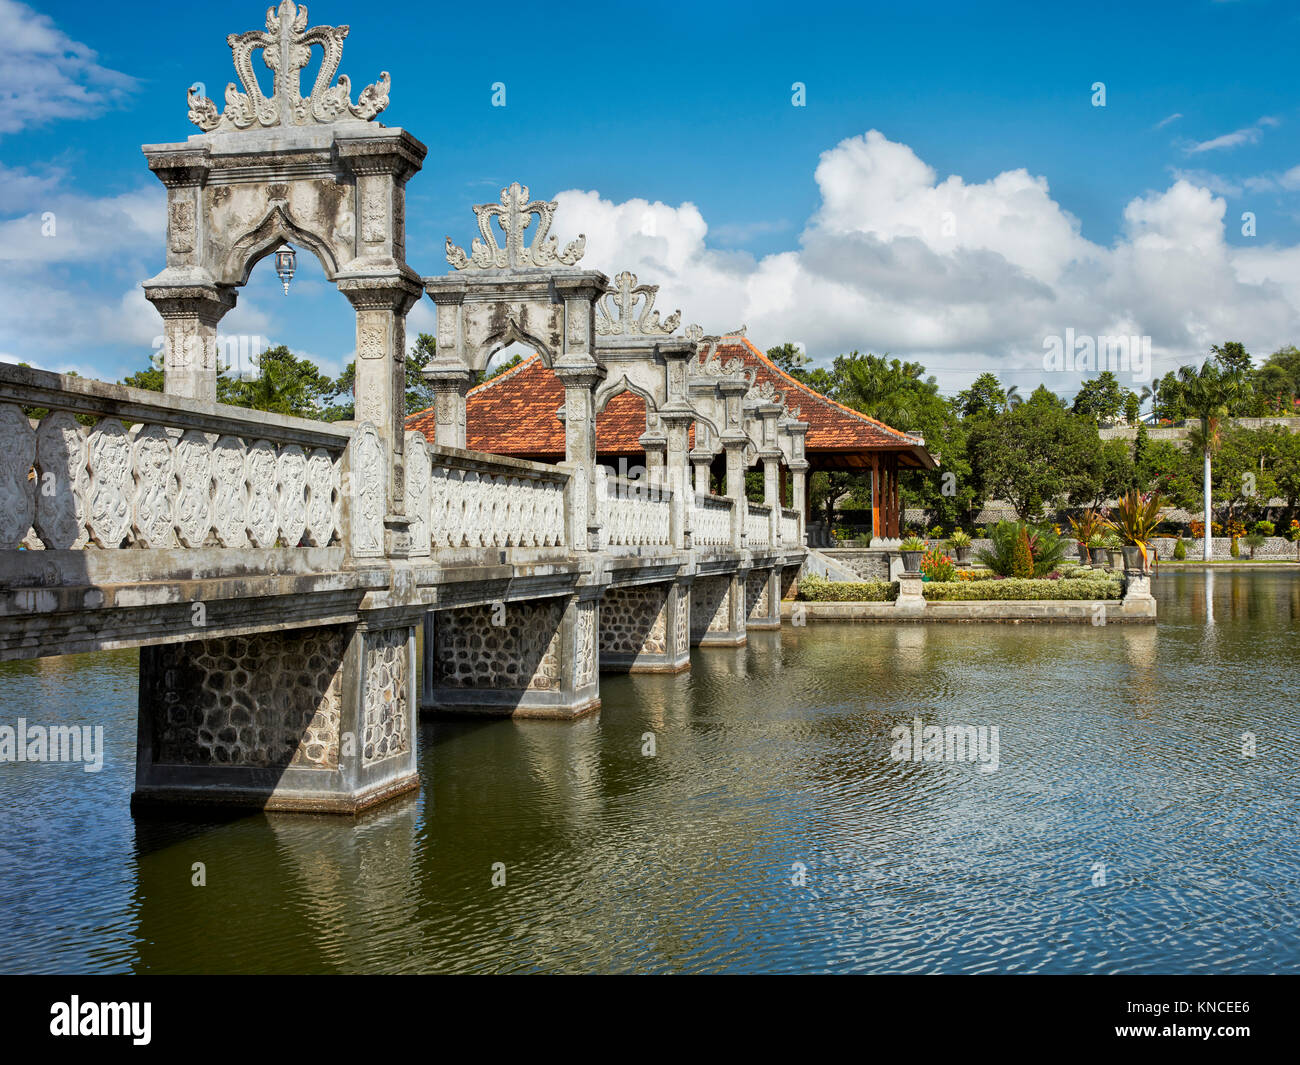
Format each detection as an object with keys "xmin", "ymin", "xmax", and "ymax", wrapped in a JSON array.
[{"xmin": 274, "ymin": 244, "xmax": 296, "ymax": 295}]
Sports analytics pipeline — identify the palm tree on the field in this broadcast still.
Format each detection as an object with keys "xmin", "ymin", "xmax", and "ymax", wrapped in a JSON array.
[
  {"xmin": 1177, "ymin": 360, "xmax": 1248, "ymax": 560},
  {"xmin": 1003, "ymin": 384, "xmax": 1023, "ymax": 411}
]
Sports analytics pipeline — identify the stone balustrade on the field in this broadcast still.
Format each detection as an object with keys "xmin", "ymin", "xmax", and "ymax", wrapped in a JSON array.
[
  {"xmin": 781, "ymin": 507, "xmax": 800, "ymax": 546},
  {"xmin": 0, "ymin": 362, "xmax": 356, "ymax": 554},
  {"xmin": 693, "ymin": 493, "xmax": 734, "ymax": 547},
  {"xmin": 746, "ymin": 502, "xmax": 772, "ymax": 548},
  {"xmin": 596, "ymin": 466, "xmax": 673, "ymax": 548},
  {"xmin": 408, "ymin": 437, "xmax": 568, "ymax": 552}
]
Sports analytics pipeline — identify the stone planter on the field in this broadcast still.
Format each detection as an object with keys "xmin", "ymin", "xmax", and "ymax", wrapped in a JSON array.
[
  {"xmin": 1088, "ymin": 546, "xmax": 1106, "ymax": 565},
  {"xmin": 901, "ymin": 550, "xmax": 923, "ymax": 574},
  {"xmin": 955, "ymin": 545, "xmax": 971, "ymax": 564},
  {"xmin": 1122, "ymin": 545, "xmax": 1145, "ymax": 572},
  {"xmin": 1108, "ymin": 548, "xmax": 1123, "ymax": 569}
]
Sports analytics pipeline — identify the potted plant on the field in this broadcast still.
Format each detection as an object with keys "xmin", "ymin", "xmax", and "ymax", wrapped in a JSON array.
[
  {"xmin": 1068, "ymin": 509, "xmax": 1102, "ymax": 563},
  {"xmin": 1086, "ymin": 532, "xmax": 1106, "ymax": 566},
  {"xmin": 1108, "ymin": 489, "xmax": 1164, "ymax": 572},
  {"xmin": 899, "ymin": 535, "xmax": 926, "ymax": 574},
  {"xmin": 1102, "ymin": 530, "xmax": 1124, "ymax": 569},
  {"xmin": 947, "ymin": 528, "xmax": 972, "ymax": 563}
]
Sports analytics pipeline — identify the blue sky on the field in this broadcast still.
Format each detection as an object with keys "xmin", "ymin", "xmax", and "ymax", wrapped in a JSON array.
[{"xmin": 3, "ymin": 0, "xmax": 1299, "ymax": 397}]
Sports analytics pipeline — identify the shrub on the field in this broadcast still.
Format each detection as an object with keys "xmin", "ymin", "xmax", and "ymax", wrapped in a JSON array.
[
  {"xmin": 1254, "ymin": 520, "xmax": 1275, "ymax": 537},
  {"xmin": 796, "ymin": 575, "xmax": 898, "ymax": 602},
  {"xmin": 900, "ymin": 535, "xmax": 926, "ymax": 551},
  {"xmin": 948, "ymin": 529, "xmax": 972, "ymax": 548},
  {"xmin": 1290, "ymin": 519, "xmax": 1300, "ymax": 543},
  {"xmin": 976, "ymin": 520, "xmax": 1069, "ymax": 577},
  {"xmin": 1011, "ymin": 525, "xmax": 1034, "ymax": 578},
  {"xmin": 1173, "ymin": 537, "xmax": 1187, "ymax": 560},
  {"xmin": 1230, "ymin": 536, "xmax": 1240, "ymax": 558},
  {"xmin": 922, "ymin": 577, "xmax": 1122, "ymax": 601},
  {"xmin": 1244, "ymin": 532, "xmax": 1266, "ymax": 557}
]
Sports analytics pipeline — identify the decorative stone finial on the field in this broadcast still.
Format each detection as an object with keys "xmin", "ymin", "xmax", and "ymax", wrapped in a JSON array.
[
  {"xmin": 687, "ymin": 324, "xmax": 750, "ymax": 380},
  {"xmin": 187, "ymin": 2, "xmax": 390, "ymax": 132},
  {"xmin": 445, "ymin": 182, "xmax": 586, "ymax": 271},
  {"xmin": 595, "ymin": 271, "xmax": 680, "ymax": 336}
]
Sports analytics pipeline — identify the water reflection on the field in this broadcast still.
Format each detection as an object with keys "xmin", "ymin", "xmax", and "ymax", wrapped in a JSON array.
[{"xmin": 0, "ymin": 571, "xmax": 1297, "ymax": 973}]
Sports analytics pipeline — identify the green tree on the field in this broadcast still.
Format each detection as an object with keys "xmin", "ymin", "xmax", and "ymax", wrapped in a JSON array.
[
  {"xmin": 1072, "ymin": 371, "xmax": 1124, "ymax": 424},
  {"xmin": 956, "ymin": 372, "xmax": 1007, "ymax": 418},
  {"xmin": 967, "ymin": 385, "xmax": 1094, "ymax": 520}
]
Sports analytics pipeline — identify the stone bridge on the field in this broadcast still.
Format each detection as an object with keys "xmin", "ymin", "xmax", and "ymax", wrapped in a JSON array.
[{"xmin": 0, "ymin": 2, "xmax": 808, "ymax": 815}]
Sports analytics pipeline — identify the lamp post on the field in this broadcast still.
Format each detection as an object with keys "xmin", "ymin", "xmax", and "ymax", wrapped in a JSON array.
[{"xmin": 274, "ymin": 245, "xmax": 297, "ymax": 295}]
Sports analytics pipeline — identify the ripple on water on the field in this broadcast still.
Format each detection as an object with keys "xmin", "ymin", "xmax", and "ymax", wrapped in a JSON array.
[{"xmin": 0, "ymin": 572, "xmax": 1298, "ymax": 972}]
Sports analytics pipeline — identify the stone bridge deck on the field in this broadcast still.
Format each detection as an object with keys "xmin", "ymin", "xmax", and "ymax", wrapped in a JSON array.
[{"xmin": 0, "ymin": 363, "xmax": 805, "ymax": 813}]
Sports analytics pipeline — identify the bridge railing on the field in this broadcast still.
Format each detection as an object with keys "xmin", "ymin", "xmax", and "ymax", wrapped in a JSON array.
[
  {"xmin": 596, "ymin": 466, "xmax": 673, "ymax": 549},
  {"xmin": 746, "ymin": 502, "xmax": 772, "ymax": 548},
  {"xmin": 407, "ymin": 438, "xmax": 569, "ymax": 553},
  {"xmin": 692, "ymin": 493, "xmax": 733, "ymax": 548},
  {"xmin": 781, "ymin": 507, "xmax": 800, "ymax": 546},
  {"xmin": 0, "ymin": 362, "xmax": 354, "ymax": 557}
]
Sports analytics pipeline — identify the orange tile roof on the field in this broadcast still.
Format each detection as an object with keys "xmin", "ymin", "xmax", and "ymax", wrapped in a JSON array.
[{"xmin": 406, "ymin": 338, "xmax": 932, "ymax": 469}]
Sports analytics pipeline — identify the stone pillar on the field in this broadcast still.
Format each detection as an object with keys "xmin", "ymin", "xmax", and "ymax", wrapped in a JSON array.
[
  {"xmin": 145, "ymin": 286, "xmax": 237, "ymax": 404},
  {"xmin": 690, "ymin": 571, "xmax": 748, "ymax": 647},
  {"xmin": 762, "ymin": 452, "xmax": 782, "ymax": 548},
  {"xmin": 340, "ymin": 277, "xmax": 422, "ymax": 531},
  {"xmin": 745, "ymin": 566, "xmax": 782, "ymax": 630},
  {"xmin": 896, "ymin": 571, "xmax": 925, "ymax": 613},
  {"xmin": 790, "ymin": 464, "xmax": 809, "ymax": 545},
  {"xmin": 662, "ymin": 413, "xmax": 692, "ymax": 551},
  {"xmin": 599, "ymin": 580, "xmax": 690, "ymax": 673},
  {"xmin": 724, "ymin": 441, "xmax": 747, "ymax": 549},
  {"xmin": 133, "ymin": 620, "xmax": 418, "ymax": 814},
  {"xmin": 1121, "ymin": 565, "xmax": 1157, "ymax": 619},
  {"xmin": 554, "ymin": 364, "xmax": 604, "ymax": 551},
  {"xmin": 421, "ymin": 593, "xmax": 600, "ymax": 718}
]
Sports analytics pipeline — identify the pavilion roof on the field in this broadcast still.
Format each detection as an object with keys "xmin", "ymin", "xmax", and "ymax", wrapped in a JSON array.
[{"xmin": 406, "ymin": 336, "xmax": 935, "ymax": 470}]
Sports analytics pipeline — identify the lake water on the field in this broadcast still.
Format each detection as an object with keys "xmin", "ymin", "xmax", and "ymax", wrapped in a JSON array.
[{"xmin": 1, "ymin": 568, "xmax": 1297, "ymax": 973}]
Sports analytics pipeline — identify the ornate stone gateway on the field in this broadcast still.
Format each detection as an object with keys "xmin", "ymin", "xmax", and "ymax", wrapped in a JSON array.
[{"xmin": 144, "ymin": 0, "xmax": 423, "ymax": 532}]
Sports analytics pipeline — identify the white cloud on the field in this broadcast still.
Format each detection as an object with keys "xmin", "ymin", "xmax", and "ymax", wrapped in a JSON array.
[
  {"xmin": 1184, "ymin": 116, "xmax": 1280, "ymax": 155},
  {"xmin": 556, "ymin": 130, "xmax": 1300, "ymax": 390},
  {"xmin": 1155, "ymin": 113, "xmax": 1183, "ymax": 129},
  {"xmin": 0, "ymin": 0, "xmax": 136, "ymax": 135}
]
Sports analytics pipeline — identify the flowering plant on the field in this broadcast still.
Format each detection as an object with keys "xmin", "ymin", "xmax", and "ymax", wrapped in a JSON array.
[{"xmin": 920, "ymin": 546, "xmax": 957, "ymax": 582}]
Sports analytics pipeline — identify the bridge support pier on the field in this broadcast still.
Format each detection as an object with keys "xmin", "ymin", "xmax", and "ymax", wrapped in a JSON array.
[
  {"xmin": 133, "ymin": 621, "xmax": 418, "ymax": 815},
  {"xmin": 745, "ymin": 566, "xmax": 782, "ymax": 630},
  {"xmin": 599, "ymin": 580, "xmax": 690, "ymax": 673},
  {"xmin": 421, "ymin": 593, "xmax": 600, "ymax": 718},
  {"xmin": 691, "ymin": 571, "xmax": 748, "ymax": 647}
]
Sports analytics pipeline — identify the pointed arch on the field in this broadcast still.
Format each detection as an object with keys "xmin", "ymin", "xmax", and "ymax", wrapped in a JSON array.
[{"xmin": 221, "ymin": 203, "xmax": 343, "ymax": 287}]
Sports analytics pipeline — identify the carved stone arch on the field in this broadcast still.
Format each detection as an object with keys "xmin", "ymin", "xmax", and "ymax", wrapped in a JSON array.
[
  {"xmin": 481, "ymin": 316, "xmax": 555, "ymax": 373},
  {"xmin": 222, "ymin": 202, "xmax": 344, "ymax": 287},
  {"xmin": 595, "ymin": 374, "xmax": 659, "ymax": 417}
]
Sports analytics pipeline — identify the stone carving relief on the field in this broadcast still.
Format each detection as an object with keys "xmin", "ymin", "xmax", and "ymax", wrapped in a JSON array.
[
  {"xmin": 446, "ymin": 182, "xmax": 585, "ymax": 271},
  {"xmin": 276, "ymin": 444, "xmax": 308, "ymax": 547},
  {"xmin": 303, "ymin": 447, "xmax": 336, "ymax": 547},
  {"xmin": 351, "ymin": 423, "xmax": 385, "ymax": 555},
  {"xmin": 86, "ymin": 419, "xmax": 132, "ymax": 548},
  {"xmin": 0, "ymin": 404, "xmax": 36, "ymax": 550},
  {"xmin": 168, "ymin": 200, "xmax": 195, "ymax": 254},
  {"xmin": 595, "ymin": 271, "xmax": 681, "ymax": 336},
  {"xmin": 245, "ymin": 439, "xmax": 279, "ymax": 547},
  {"xmin": 131, "ymin": 424, "xmax": 177, "ymax": 549},
  {"xmin": 187, "ymin": 1, "xmax": 391, "ymax": 133},
  {"xmin": 403, "ymin": 431, "xmax": 430, "ymax": 556},
  {"xmin": 171, "ymin": 430, "xmax": 212, "ymax": 548},
  {"xmin": 33, "ymin": 411, "xmax": 87, "ymax": 550},
  {"xmin": 574, "ymin": 599, "xmax": 596, "ymax": 689}
]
